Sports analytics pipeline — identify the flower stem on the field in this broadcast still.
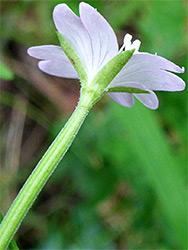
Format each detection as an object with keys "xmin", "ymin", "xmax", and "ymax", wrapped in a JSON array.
[
  {"xmin": 0, "ymin": 213, "xmax": 19, "ymax": 250},
  {"xmin": 0, "ymin": 89, "xmax": 95, "ymax": 250}
]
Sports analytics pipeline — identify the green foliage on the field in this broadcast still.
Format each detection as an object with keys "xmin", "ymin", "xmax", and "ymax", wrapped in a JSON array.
[
  {"xmin": 0, "ymin": 61, "xmax": 14, "ymax": 80},
  {"xmin": 0, "ymin": 0, "xmax": 187, "ymax": 249},
  {"xmin": 136, "ymin": 1, "xmax": 186, "ymax": 57}
]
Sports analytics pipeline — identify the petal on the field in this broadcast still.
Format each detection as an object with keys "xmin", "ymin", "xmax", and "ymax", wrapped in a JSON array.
[
  {"xmin": 106, "ymin": 92, "xmax": 134, "ymax": 107},
  {"xmin": 38, "ymin": 60, "xmax": 78, "ymax": 79},
  {"xmin": 134, "ymin": 90, "xmax": 159, "ymax": 110},
  {"xmin": 122, "ymin": 53, "xmax": 184, "ymax": 75},
  {"xmin": 107, "ymin": 82, "xmax": 158, "ymax": 109},
  {"xmin": 27, "ymin": 45, "xmax": 68, "ymax": 61},
  {"xmin": 79, "ymin": 2, "xmax": 118, "ymax": 76},
  {"xmin": 53, "ymin": 4, "xmax": 92, "ymax": 75},
  {"xmin": 110, "ymin": 70, "xmax": 185, "ymax": 91}
]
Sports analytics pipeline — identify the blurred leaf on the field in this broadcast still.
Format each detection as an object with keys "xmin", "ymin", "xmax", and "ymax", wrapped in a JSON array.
[
  {"xmin": 104, "ymin": 100, "xmax": 187, "ymax": 249},
  {"xmin": 39, "ymin": 227, "xmax": 63, "ymax": 249},
  {"xmin": 0, "ymin": 90, "xmax": 51, "ymax": 129},
  {"xmin": 70, "ymin": 203, "xmax": 116, "ymax": 249},
  {"xmin": 104, "ymin": 1, "xmax": 142, "ymax": 30},
  {"xmin": 137, "ymin": 1, "xmax": 186, "ymax": 57},
  {"xmin": 0, "ymin": 61, "xmax": 14, "ymax": 80}
]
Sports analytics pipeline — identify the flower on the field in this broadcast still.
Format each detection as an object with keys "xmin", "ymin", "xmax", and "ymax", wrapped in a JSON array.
[{"xmin": 28, "ymin": 2, "xmax": 185, "ymax": 110}]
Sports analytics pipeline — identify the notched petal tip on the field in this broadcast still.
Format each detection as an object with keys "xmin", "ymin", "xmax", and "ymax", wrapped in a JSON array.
[
  {"xmin": 152, "ymin": 53, "xmax": 185, "ymax": 74},
  {"xmin": 79, "ymin": 1, "xmax": 99, "ymax": 14},
  {"xmin": 53, "ymin": 3, "xmax": 79, "ymax": 26},
  {"xmin": 53, "ymin": 3, "xmax": 69, "ymax": 14},
  {"xmin": 27, "ymin": 47, "xmax": 36, "ymax": 57},
  {"xmin": 126, "ymin": 53, "xmax": 185, "ymax": 74},
  {"xmin": 27, "ymin": 45, "xmax": 68, "ymax": 61},
  {"xmin": 112, "ymin": 68, "xmax": 186, "ymax": 92},
  {"xmin": 134, "ymin": 90, "xmax": 159, "ymax": 110},
  {"xmin": 38, "ymin": 60, "xmax": 57, "ymax": 76},
  {"xmin": 27, "ymin": 46, "xmax": 50, "ymax": 60},
  {"xmin": 38, "ymin": 60, "xmax": 78, "ymax": 79},
  {"xmin": 176, "ymin": 78, "xmax": 186, "ymax": 91},
  {"xmin": 181, "ymin": 66, "xmax": 185, "ymax": 73},
  {"xmin": 53, "ymin": 3, "xmax": 67, "ymax": 22},
  {"xmin": 79, "ymin": 2, "xmax": 94, "ymax": 11}
]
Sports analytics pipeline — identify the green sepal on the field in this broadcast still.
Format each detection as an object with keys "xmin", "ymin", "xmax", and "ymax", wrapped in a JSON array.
[
  {"xmin": 106, "ymin": 86, "xmax": 150, "ymax": 94},
  {"xmin": 56, "ymin": 32, "xmax": 88, "ymax": 86},
  {"xmin": 90, "ymin": 50, "xmax": 134, "ymax": 91}
]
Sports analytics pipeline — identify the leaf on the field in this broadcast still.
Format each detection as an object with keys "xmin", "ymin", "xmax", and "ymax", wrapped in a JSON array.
[
  {"xmin": 137, "ymin": 1, "xmax": 186, "ymax": 58},
  {"xmin": 0, "ymin": 61, "xmax": 14, "ymax": 80},
  {"xmin": 106, "ymin": 100, "xmax": 187, "ymax": 249},
  {"xmin": 104, "ymin": 1, "xmax": 143, "ymax": 30}
]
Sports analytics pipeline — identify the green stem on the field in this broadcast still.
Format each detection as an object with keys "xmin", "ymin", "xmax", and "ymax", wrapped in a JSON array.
[
  {"xmin": 0, "ymin": 213, "xmax": 19, "ymax": 250},
  {"xmin": 0, "ymin": 89, "xmax": 95, "ymax": 250}
]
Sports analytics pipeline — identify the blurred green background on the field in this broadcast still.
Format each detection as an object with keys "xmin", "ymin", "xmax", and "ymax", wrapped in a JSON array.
[{"xmin": 0, "ymin": 0, "xmax": 187, "ymax": 249}]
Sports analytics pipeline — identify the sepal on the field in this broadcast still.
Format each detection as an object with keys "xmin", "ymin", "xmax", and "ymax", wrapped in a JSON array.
[
  {"xmin": 90, "ymin": 50, "xmax": 134, "ymax": 91},
  {"xmin": 106, "ymin": 86, "xmax": 150, "ymax": 94},
  {"xmin": 57, "ymin": 32, "xmax": 88, "ymax": 86}
]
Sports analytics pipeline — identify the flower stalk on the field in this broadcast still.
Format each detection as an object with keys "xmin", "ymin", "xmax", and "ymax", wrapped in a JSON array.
[{"xmin": 0, "ymin": 88, "xmax": 96, "ymax": 250}]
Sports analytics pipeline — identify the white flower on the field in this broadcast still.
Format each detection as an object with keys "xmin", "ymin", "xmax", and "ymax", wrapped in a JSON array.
[{"xmin": 28, "ymin": 2, "xmax": 185, "ymax": 110}]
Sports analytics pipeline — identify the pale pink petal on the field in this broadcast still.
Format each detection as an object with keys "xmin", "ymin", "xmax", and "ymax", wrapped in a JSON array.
[
  {"xmin": 126, "ymin": 83, "xmax": 159, "ymax": 109},
  {"xmin": 107, "ymin": 92, "xmax": 134, "ymax": 107},
  {"xmin": 110, "ymin": 70, "xmax": 185, "ymax": 91},
  {"xmin": 79, "ymin": 2, "xmax": 118, "ymax": 77},
  {"xmin": 38, "ymin": 60, "xmax": 78, "ymax": 79},
  {"xmin": 53, "ymin": 4, "xmax": 92, "ymax": 75},
  {"xmin": 27, "ymin": 45, "xmax": 68, "ymax": 61},
  {"xmin": 122, "ymin": 53, "xmax": 184, "ymax": 75},
  {"xmin": 134, "ymin": 90, "xmax": 159, "ymax": 110},
  {"xmin": 107, "ymin": 82, "xmax": 159, "ymax": 109},
  {"xmin": 128, "ymin": 83, "xmax": 158, "ymax": 109}
]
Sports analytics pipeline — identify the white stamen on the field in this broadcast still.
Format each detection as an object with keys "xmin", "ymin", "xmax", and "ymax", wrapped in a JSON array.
[
  {"xmin": 119, "ymin": 34, "xmax": 141, "ymax": 54},
  {"xmin": 129, "ymin": 39, "xmax": 141, "ymax": 53},
  {"xmin": 123, "ymin": 33, "xmax": 132, "ymax": 47},
  {"xmin": 119, "ymin": 45, "xmax": 124, "ymax": 53},
  {"xmin": 119, "ymin": 33, "xmax": 132, "ymax": 52}
]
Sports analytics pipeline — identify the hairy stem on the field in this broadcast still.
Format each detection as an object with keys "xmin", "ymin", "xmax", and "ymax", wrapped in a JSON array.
[{"xmin": 0, "ymin": 89, "xmax": 95, "ymax": 249}]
